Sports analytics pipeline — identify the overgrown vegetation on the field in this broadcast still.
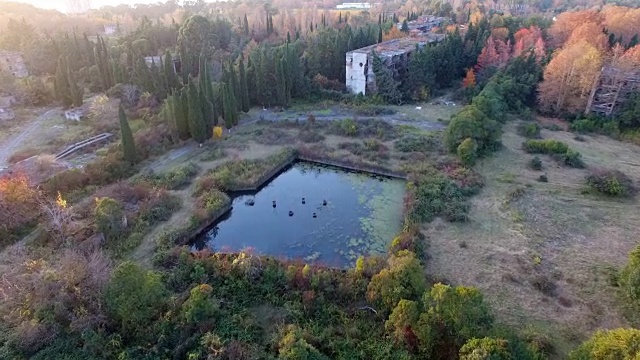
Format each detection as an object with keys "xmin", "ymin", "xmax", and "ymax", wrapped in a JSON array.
[
  {"xmin": 586, "ymin": 169, "xmax": 635, "ymax": 197},
  {"xmin": 195, "ymin": 149, "xmax": 294, "ymax": 192},
  {"xmin": 135, "ymin": 162, "xmax": 200, "ymax": 190},
  {"xmin": 523, "ymin": 139, "xmax": 585, "ymax": 168},
  {"xmin": 404, "ymin": 161, "xmax": 483, "ymax": 224}
]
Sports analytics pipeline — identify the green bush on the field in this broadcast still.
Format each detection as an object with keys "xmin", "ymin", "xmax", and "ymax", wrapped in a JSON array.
[
  {"xmin": 459, "ymin": 337, "xmax": 511, "ymax": 360},
  {"xmin": 339, "ymin": 118, "xmax": 357, "ymax": 136},
  {"xmin": 537, "ymin": 174, "xmax": 548, "ymax": 183},
  {"xmin": 405, "ymin": 171, "xmax": 469, "ymax": 224},
  {"xmin": 94, "ymin": 197, "xmax": 125, "ymax": 240},
  {"xmin": 517, "ymin": 123, "xmax": 541, "ymax": 139},
  {"xmin": 619, "ymin": 246, "xmax": 640, "ymax": 311},
  {"xmin": 366, "ymin": 250, "xmax": 427, "ymax": 311},
  {"xmin": 586, "ymin": 169, "xmax": 634, "ymax": 197},
  {"xmin": 182, "ymin": 284, "xmax": 219, "ymax": 324},
  {"xmin": 105, "ymin": 262, "xmax": 167, "ymax": 336},
  {"xmin": 522, "ymin": 139, "xmax": 569, "ymax": 155},
  {"xmin": 529, "ymin": 156, "xmax": 542, "ymax": 171},
  {"xmin": 444, "ymin": 105, "xmax": 502, "ymax": 155},
  {"xmin": 416, "ymin": 283, "xmax": 494, "ymax": 355},
  {"xmin": 457, "ymin": 138, "xmax": 478, "ymax": 166},
  {"xmin": 570, "ymin": 116, "xmax": 619, "ymax": 136},
  {"xmin": 569, "ymin": 328, "xmax": 640, "ymax": 360},
  {"xmin": 138, "ymin": 162, "xmax": 200, "ymax": 190},
  {"xmin": 560, "ymin": 150, "xmax": 585, "ymax": 168}
]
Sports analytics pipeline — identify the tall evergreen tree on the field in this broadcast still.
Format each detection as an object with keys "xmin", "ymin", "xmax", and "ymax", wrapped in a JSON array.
[
  {"xmin": 54, "ymin": 56, "xmax": 71, "ymax": 106},
  {"xmin": 198, "ymin": 55, "xmax": 216, "ymax": 132},
  {"xmin": 67, "ymin": 63, "xmax": 83, "ymax": 107},
  {"xmin": 401, "ymin": 19, "xmax": 409, "ymax": 33},
  {"xmin": 378, "ymin": 26, "xmax": 383, "ymax": 43},
  {"xmin": 187, "ymin": 79, "xmax": 208, "ymax": 143},
  {"xmin": 372, "ymin": 52, "xmax": 402, "ymax": 105},
  {"xmin": 118, "ymin": 104, "xmax": 136, "ymax": 163},
  {"xmin": 164, "ymin": 49, "xmax": 178, "ymax": 91},
  {"xmin": 238, "ymin": 57, "xmax": 250, "ymax": 112},
  {"xmin": 243, "ymin": 14, "xmax": 249, "ymax": 36},
  {"xmin": 221, "ymin": 82, "xmax": 234, "ymax": 129},
  {"xmin": 178, "ymin": 87, "xmax": 191, "ymax": 139},
  {"xmin": 228, "ymin": 63, "xmax": 241, "ymax": 112}
]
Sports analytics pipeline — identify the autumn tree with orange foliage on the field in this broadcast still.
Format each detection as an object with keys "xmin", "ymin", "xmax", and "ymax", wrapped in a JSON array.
[
  {"xmin": 513, "ymin": 26, "xmax": 546, "ymax": 61},
  {"xmin": 475, "ymin": 35, "xmax": 511, "ymax": 81},
  {"xmin": 0, "ymin": 174, "xmax": 41, "ymax": 245},
  {"xmin": 383, "ymin": 26, "xmax": 405, "ymax": 41},
  {"xmin": 538, "ymin": 40, "xmax": 604, "ymax": 114},
  {"xmin": 566, "ymin": 22, "xmax": 608, "ymax": 51},
  {"xmin": 548, "ymin": 10, "xmax": 604, "ymax": 49},
  {"xmin": 602, "ymin": 6, "xmax": 640, "ymax": 46},
  {"xmin": 462, "ymin": 69, "xmax": 476, "ymax": 88}
]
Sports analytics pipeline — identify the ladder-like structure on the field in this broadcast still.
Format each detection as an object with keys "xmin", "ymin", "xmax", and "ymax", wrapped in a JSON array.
[{"xmin": 586, "ymin": 65, "xmax": 640, "ymax": 116}]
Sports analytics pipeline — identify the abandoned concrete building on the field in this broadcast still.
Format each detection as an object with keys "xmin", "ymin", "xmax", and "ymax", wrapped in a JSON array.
[
  {"xmin": 345, "ymin": 33, "xmax": 445, "ymax": 95},
  {"xmin": 0, "ymin": 50, "xmax": 28, "ymax": 78},
  {"xmin": 586, "ymin": 65, "xmax": 640, "ymax": 116},
  {"xmin": 144, "ymin": 55, "xmax": 180, "ymax": 73},
  {"xmin": 397, "ymin": 15, "xmax": 446, "ymax": 33}
]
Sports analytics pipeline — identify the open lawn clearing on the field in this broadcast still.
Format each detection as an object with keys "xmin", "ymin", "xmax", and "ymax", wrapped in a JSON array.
[{"xmin": 424, "ymin": 121, "xmax": 640, "ymax": 357}]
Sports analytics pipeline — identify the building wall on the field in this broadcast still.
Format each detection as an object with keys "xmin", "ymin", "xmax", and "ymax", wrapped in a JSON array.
[
  {"xmin": 346, "ymin": 52, "xmax": 370, "ymax": 95},
  {"xmin": 0, "ymin": 51, "xmax": 28, "ymax": 78}
]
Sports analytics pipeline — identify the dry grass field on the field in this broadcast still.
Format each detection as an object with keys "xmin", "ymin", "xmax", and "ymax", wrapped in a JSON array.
[{"xmin": 424, "ymin": 121, "xmax": 640, "ymax": 357}]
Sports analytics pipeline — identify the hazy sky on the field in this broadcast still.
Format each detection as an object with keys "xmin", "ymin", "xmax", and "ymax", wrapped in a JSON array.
[{"xmin": 4, "ymin": 0, "xmax": 168, "ymax": 12}]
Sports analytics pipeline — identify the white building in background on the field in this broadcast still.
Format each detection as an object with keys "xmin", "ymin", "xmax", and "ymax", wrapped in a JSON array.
[
  {"xmin": 336, "ymin": 2, "xmax": 372, "ymax": 9},
  {"xmin": 104, "ymin": 24, "xmax": 117, "ymax": 35}
]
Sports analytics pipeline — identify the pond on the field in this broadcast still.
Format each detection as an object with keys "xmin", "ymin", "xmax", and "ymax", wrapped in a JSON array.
[{"xmin": 191, "ymin": 162, "xmax": 406, "ymax": 267}]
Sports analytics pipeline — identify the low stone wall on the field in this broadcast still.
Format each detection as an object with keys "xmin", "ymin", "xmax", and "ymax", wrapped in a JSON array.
[
  {"xmin": 229, "ymin": 153, "xmax": 297, "ymax": 192},
  {"xmin": 177, "ymin": 201, "xmax": 232, "ymax": 246},
  {"xmin": 297, "ymin": 155, "xmax": 407, "ymax": 180}
]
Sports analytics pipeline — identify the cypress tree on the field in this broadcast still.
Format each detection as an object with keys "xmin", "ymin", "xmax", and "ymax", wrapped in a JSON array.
[
  {"xmin": 238, "ymin": 57, "xmax": 250, "ymax": 112},
  {"xmin": 164, "ymin": 49, "xmax": 178, "ymax": 91},
  {"xmin": 54, "ymin": 56, "xmax": 71, "ymax": 107},
  {"xmin": 187, "ymin": 78, "xmax": 208, "ymax": 143},
  {"xmin": 287, "ymin": 32, "xmax": 291, "ymax": 44},
  {"xmin": 179, "ymin": 42, "xmax": 189, "ymax": 83},
  {"xmin": 118, "ymin": 104, "xmax": 136, "ymax": 163},
  {"xmin": 221, "ymin": 83, "xmax": 234, "ymax": 129},
  {"xmin": 275, "ymin": 58, "xmax": 287, "ymax": 106},
  {"xmin": 629, "ymin": 34, "xmax": 639, "ymax": 49},
  {"xmin": 243, "ymin": 14, "xmax": 249, "ymax": 35},
  {"xmin": 378, "ymin": 14, "xmax": 381, "ymax": 25},
  {"xmin": 228, "ymin": 63, "xmax": 241, "ymax": 112},
  {"xmin": 178, "ymin": 87, "xmax": 191, "ymax": 139},
  {"xmin": 339, "ymin": 12, "xmax": 342, "ymax": 24},
  {"xmin": 378, "ymin": 26, "xmax": 383, "ymax": 43},
  {"xmin": 198, "ymin": 55, "xmax": 215, "ymax": 131},
  {"xmin": 401, "ymin": 19, "xmax": 409, "ymax": 33},
  {"xmin": 67, "ymin": 63, "xmax": 83, "ymax": 107}
]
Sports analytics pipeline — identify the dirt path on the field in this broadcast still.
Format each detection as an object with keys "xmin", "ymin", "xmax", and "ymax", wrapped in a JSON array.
[{"xmin": 0, "ymin": 107, "xmax": 59, "ymax": 169}]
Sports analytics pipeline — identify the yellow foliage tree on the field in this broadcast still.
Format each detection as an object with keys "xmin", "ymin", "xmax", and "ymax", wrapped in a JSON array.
[
  {"xmin": 213, "ymin": 126, "xmax": 223, "ymax": 139},
  {"xmin": 538, "ymin": 40, "xmax": 603, "ymax": 114}
]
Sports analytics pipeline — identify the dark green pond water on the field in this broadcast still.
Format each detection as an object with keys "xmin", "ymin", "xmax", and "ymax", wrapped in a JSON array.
[{"xmin": 191, "ymin": 162, "xmax": 405, "ymax": 267}]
